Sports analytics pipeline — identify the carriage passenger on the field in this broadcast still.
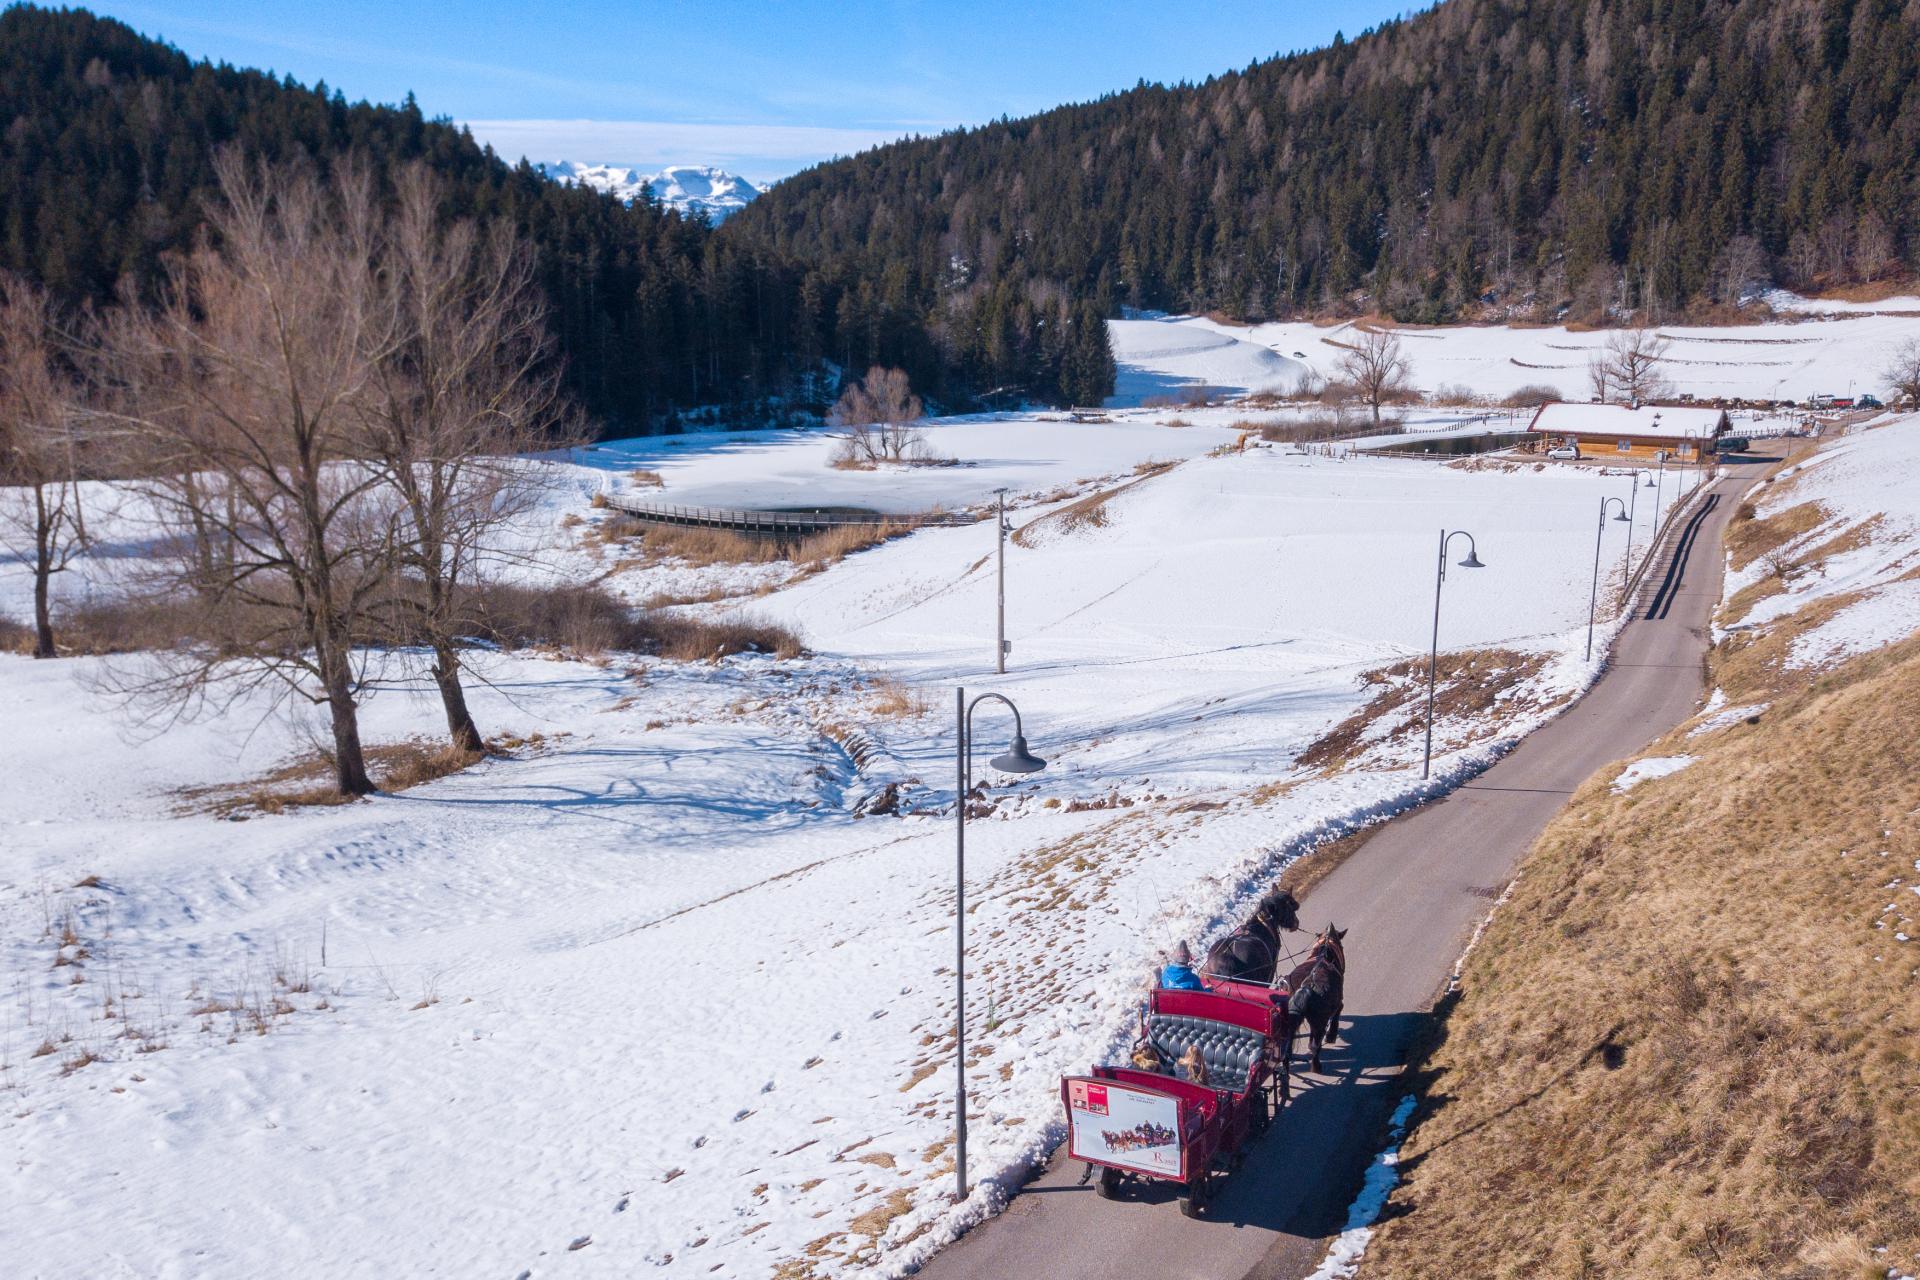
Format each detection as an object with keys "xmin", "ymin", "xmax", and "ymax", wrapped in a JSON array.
[{"xmin": 1159, "ymin": 940, "xmax": 1204, "ymax": 991}]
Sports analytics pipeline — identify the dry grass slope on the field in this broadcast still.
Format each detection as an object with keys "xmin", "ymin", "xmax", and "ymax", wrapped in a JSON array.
[{"xmin": 1366, "ymin": 498, "xmax": 1920, "ymax": 1279}]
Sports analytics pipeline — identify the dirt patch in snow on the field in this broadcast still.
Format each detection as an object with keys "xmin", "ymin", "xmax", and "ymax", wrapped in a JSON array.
[{"xmin": 1299, "ymin": 649, "xmax": 1550, "ymax": 773}]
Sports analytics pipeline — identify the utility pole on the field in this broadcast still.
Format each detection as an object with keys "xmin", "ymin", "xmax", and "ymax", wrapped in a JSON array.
[{"xmin": 995, "ymin": 489, "xmax": 1009, "ymax": 674}]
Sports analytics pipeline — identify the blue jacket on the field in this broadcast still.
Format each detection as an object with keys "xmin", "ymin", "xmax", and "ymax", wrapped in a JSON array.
[{"xmin": 1159, "ymin": 963, "xmax": 1204, "ymax": 991}]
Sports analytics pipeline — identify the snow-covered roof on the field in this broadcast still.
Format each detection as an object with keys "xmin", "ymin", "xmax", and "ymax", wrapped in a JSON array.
[{"xmin": 1528, "ymin": 403, "xmax": 1729, "ymax": 440}]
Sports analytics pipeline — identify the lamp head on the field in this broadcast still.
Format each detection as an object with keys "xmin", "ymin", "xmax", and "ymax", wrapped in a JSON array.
[
  {"xmin": 1457, "ymin": 549, "xmax": 1485, "ymax": 569},
  {"xmin": 989, "ymin": 734, "xmax": 1047, "ymax": 775},
  {"xmin": 1613, "ymin": 508, "xmax": 1631, "ymax": 522}
]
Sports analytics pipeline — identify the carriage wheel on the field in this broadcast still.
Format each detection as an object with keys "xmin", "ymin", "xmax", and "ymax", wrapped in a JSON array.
[
  {"xmin": 1179, "ymin": 1168, "xmax": 1210, "ymax": 1219},
  {"xmin": 1095, "ymin": 1166, "xmax": 1121, "ymax": 1200}
]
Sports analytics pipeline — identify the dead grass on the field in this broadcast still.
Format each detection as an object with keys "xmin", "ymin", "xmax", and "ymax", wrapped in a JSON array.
[
  {"xmin": 0, "ymin": 595, "xmax": 213, "ymax": 656},
  {"xmin": 1299, "ymin": 649, "xmax": 1548, "ymax": 772},
  {"xmin": 1725, "ymin": 499, "xmax": 1827, "ymax": 573},
  {"xmin": 1365, "ymin": 635, "xmax": 1920, "ymax": 1278},
  {"xmin": 847, "ymin": 1189, "xmax": 914, "ymax": 1240},
  {"xmin": 469, "ymin": 581, "xmax": 803, "ymax": 661},
  {"xmin": 639, "ymin": 524, "xmax": 781, "ymax": 566},
  {"xmin": 627, "ymin": 468, "xmax": 664, "ymax": 487},
  {"xmin": 867, "ymin": 676, "xmax": 927, "ymax": 719},
  {"xmin": 178, "ymin": 739, "xmax": 489, "ymax": 816},
  {"xmin": 790, "ymin": 522, "xmax": 908, "ymax": 569}
]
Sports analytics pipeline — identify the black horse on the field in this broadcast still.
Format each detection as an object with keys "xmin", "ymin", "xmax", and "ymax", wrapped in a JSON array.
[
  {"xmin": 1202, "ymin": 889, "xmax": 1302, "ymax": 984},
  {"xmin": 1283, "ymin": 925, "xmax": 1347, "ymax": 1075}
]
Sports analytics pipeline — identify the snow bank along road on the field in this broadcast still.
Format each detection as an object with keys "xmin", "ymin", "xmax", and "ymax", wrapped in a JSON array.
[{"xmin": 918, "ymin": 459, "xmax": 1766, "ymax": 1280}]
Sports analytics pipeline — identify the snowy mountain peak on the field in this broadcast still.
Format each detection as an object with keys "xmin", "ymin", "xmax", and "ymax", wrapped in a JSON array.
[{"xmin": 537, "ymin": 161, "xmax": 761, "ymax": 223}]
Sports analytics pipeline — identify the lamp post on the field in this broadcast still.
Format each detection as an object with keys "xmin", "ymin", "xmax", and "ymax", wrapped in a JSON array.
[
  {"xmin": 952, "ymin": 688, "xmax": 1046, "ymax": 1202},
  {"xmin": 1587, "ymin": 496, "xmax": 1632, "ymax": 660},
  {"xmin": 1424, "ymin": 529, "xmax": 1486, "ymax": 779},
  {"xmin": 1622, "ymin": 478, "xmax": 1639, "ymax": 590},
  {"xmin": 994, "ymin": 489, "xmax": 1010, "ymax": 674},
  {"xmin": 1650, "ymin": 449, "xmax": 1668, "ymax": 537}
]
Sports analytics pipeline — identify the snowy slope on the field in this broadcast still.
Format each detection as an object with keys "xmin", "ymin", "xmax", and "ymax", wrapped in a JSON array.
[
  {"xmin": 1, "ymin": 423, "xmax": 1676, "ymax": 1277},
  {"xmin": 1720, "ymin": 415, "xmax": 1920, "ymax": 667},
  {"xmin": 1107, "ymin": 317, "xmax": 1307, "ymax": 403},
  {"xmin": 538, "ymin": 161, "xmax": 761, "ymax": 221}
]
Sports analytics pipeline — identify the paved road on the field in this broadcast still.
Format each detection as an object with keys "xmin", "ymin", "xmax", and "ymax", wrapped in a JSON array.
[{"xmin": 918, "ymin": 465, "xmax": 1759, "ymax": 1280}]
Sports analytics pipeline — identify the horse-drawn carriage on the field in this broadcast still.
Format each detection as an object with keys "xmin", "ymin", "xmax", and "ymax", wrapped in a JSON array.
[
  {"xmin": 1060, "ymin": 890, "xmax": 1348, "ymax": 1219},
  {"xmin": 1060, "ymin": 984, "xmax": 1281, "ymax": 1217}
]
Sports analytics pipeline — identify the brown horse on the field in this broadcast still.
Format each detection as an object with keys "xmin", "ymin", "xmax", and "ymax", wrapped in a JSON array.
[
  {"xmin": 1283, "ymin": 925, "xmax": 1347, "ymax": 1075},
  {"xmin": 1202, "ymin": 889, "xmax": 1302, "ymax": 984}
]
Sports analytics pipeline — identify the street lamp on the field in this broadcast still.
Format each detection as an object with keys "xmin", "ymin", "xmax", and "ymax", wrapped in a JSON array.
[
  {"xmin": 993, "ymin": 489, "xmax": 1011, "ymax": 674},
  {"xmin": 1587, "ymin": 496, "xmax": 1632, "ymax": 660},
  {"xmin": 951, "ymin": 688, "xmax": 1046, "ymax": 1202},
  {"xmin": 1424, "ymin": 529, "xmax": 1485, "ymax": 779}
]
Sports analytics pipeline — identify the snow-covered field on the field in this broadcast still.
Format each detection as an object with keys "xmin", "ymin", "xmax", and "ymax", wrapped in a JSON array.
[
  {"xmin": 4, "ymin": 320, "xmax": 1905, "ymax": 1278},
  {"xmin": 1719, "ymin": 414, "xmax": 1920, "ymax": 669},
  {"xmin": 578, "ymin": 412, "xmax": 1245, "ymax": 514},
  {"xmin": 2, "ymin": 421, "xmax": 1673, "ymax": 1275},
  {"xmin": 1116, "ymin": 310, "xmax": 1920, "ymax": 405}
]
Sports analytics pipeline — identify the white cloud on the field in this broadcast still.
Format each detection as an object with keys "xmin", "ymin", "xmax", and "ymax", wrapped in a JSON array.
[{"xmin": 462, "ymin": 118, "xmax": 937, "ymax": 180}]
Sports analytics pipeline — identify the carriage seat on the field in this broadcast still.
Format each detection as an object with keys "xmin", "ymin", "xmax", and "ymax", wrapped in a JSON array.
[{"xmin": 1145, "ymin": 1013, "xmax": 1261, "ymax": 1093}]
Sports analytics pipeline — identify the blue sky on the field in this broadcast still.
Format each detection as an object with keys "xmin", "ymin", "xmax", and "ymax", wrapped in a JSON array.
[{"xmin": 92, "ymin": 1, "xmax": 1422, "ymax": 180}]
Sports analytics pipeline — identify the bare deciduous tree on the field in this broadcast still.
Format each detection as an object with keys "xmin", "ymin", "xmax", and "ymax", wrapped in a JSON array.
[
  {"xmin": 1885, "ymin": 338, "xmax": 1920, "ymax": 409},
  {"xmin": 0, "ymin": 274, "xmax": 91, "ymax": 658},
  {"xmin": 1336, "ymin": 328, "xmax": 1411, "ymax": 424},
  {"xmin": 1710, "ymin": 235, "xmax": 1769, "ymax": 307},
  {"xmin": 101, "ymin": 154, "xmax": 399, "ymax": 795},
  {"xmin": 1853, "ymin": 211, "xmax": 1896, "ymax": 283},
  {"xmin": 356, "ymin": 164, "xmax": 573, "ymax": 754},
  {"xmin": 829, "ymin": 366, "xmax": 926, "ymax": 466},
  {"xmin": 1589, "ymin": 328, "xmax": 1671, "ymax": 405},
  {"xmin": 1587, "ymin": 354, "xmax": 1613, "ymax": 404}
]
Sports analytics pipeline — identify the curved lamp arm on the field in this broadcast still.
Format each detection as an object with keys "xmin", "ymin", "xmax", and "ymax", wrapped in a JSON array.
[
  {"xmin": 1437, "ymin": 529, "xmax": 1482, "ymax": 584},
  {"xmin": 963, "ymin": 692, "xmax": 1031, "ymax": 794}
]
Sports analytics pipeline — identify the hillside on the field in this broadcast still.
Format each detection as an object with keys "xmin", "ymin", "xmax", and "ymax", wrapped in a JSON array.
[
  {"xmin": 732, "ymin": 0, "xmax": 1920, "ymax": 334},
  {"xmin": 1361, "ymin": 420, "xmax": 1920, "ymax": 1278}
]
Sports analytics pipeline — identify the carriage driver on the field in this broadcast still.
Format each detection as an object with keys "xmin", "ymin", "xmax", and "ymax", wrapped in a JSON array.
[{"xmin": 1159, "ymin": 940, "xmax": 1204, "ymax": 990}]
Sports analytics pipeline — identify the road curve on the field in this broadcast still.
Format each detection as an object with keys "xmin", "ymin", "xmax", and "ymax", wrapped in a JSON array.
[{"xmin": 917, "ymin": 464, "xmax": 1760, "ymax": 1280}]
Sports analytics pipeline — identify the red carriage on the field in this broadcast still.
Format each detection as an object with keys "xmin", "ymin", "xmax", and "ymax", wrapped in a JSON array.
[{"xmin": 1059, "ymin": 983, "xmax": 1285, "ymax": 1218}]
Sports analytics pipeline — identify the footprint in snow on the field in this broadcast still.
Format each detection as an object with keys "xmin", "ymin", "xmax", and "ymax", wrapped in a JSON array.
[
  {"xmin": 733, "ymin": 1109, "xmax": 755, "ymax": 1123},
  {"xmin": 568, "ymin": 1236, "xmax": 591, "ymax": 1251},
  {"xmin": 615, "ymin": 1196, "xmax": 629, "ymax": 1213}
]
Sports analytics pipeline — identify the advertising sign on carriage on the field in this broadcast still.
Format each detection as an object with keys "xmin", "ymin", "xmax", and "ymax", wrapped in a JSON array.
[{"xmin": 1065, "ymin": 1077, "xmax": 1183, "ymax": 1177}]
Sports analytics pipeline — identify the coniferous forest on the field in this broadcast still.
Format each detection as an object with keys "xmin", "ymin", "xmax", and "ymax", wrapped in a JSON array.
[
  {"xmin": 7, "ymin": 1, "xmax": 1920, "ymax": 432},
  {"xmin": 738, "ymin": 0, "xmax": 1920, "ymax": 328}
]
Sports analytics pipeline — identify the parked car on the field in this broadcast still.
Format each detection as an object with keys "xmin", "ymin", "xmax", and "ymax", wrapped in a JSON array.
[
  {"xmin": 1546, "ymin": 445, "xmax": 1581, "ymax": 460},
  {"xmin": 1716, "ymin": 437, "xmax": 1750, "ymax": 454}
]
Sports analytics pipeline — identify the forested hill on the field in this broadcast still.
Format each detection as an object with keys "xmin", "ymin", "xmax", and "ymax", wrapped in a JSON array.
[
  {"xmin": 0, "ymin": 5, "xmax": 838, "ymax": 428},
  {"xmin": 730, "ymin": 0, "xmax": 1920, "ymax": 328},
  {"xmin": 0, "ymin": 5, "xmax": 1117, "ymax": 424}
]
